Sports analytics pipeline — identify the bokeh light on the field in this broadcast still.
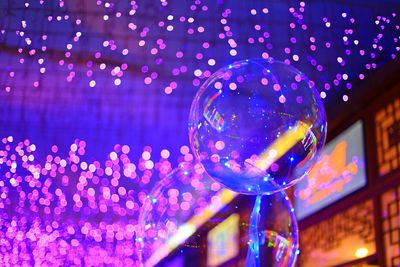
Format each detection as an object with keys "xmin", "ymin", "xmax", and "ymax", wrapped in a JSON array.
[
  {"xmin": 0, "ymin": 137, "xmax": 227, "ymax": 266},
  {"xmin": 0, "ymin": 0, "xmax": 399, "ymax": 265}
]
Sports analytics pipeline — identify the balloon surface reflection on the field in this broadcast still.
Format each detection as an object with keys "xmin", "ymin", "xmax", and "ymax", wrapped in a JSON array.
[{"xmin": 189, "ymin": 58, "xmax": 327, "ymax": 194}]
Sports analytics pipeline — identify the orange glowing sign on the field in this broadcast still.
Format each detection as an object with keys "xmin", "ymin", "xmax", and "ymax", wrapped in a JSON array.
[
  {"xmin": 298, "ymin": 140, "xmax": 358, "ymax": 205},
  {"xmin": 295, "ymin": 121, "xmax": 366, "ymax": 219}
]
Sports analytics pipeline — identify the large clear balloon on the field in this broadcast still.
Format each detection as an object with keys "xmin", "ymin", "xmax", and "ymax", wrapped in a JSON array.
[
  {"xmin": 244, "ymin": 192, "xmax": 299, "ymax": 267},
  {"xmin": 137, "ymin": 162, "xmax": 232, "ymax": 267},
  {"xmin": 189, "ymin": 58, "xmax": 327, "ymax": 194}
]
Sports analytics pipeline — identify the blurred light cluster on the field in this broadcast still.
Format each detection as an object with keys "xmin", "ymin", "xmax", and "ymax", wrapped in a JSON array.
[
  {"xmin": 0, "ymin": 0, "xmax": 399, "ymax": 266},
  {"xmin": 0, "ymin": 136, "xmax": 223, "ymax": 266},
  {"xmin": 0, "ymin": 1, "xmax": 398, "ymax": 101}
]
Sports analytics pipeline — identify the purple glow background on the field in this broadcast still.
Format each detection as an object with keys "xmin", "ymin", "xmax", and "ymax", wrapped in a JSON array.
[{"xmin": 0, "ymin": 0, "xmax": 399, "ymax": 266}]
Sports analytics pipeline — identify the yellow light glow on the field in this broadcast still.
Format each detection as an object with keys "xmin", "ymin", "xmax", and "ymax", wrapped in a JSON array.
[
  {"xmin": 355, "ymin": 247, "xmax": 368, "ymax": 258},
  {"xmin": 256, "ymin": 121, "xmax": 310, "ymax": 170},
  {"xmin": 144, "ymin": 189, "xmax": 238, "ymax": 267},
  {"xmin": 207, "ymin": 213, "xmax": 240, "ymax": 267}
]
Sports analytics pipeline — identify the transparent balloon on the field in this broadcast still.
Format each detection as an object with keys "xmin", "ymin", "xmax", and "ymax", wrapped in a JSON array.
[
  {"xmin": 189, "ymin": 58, "xmax": 327, "ymax": 194},
  {"xmin": 244, "ymin": 192, "xmax": 298, "ymax": 267},
  {"xmin": 137, "ymin": 162, "xmax": 230, "ymax": 266}
]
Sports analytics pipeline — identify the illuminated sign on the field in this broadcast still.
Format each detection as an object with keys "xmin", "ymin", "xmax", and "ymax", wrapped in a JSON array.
[
  {"xmin": 207, "ymin": 213, "xmax": 240, "ymax": 267},
  {"xmin": 294, "ymin": 120, "xmax": 366, "ymax": 220}
]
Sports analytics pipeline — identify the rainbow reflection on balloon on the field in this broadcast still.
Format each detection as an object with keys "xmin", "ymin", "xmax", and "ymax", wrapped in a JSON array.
[
  {"xmin": 244, "ymin": 192, "xmax": 298, "ymax": 267},
  {"xmin": 189, "ymin": 58, "xmax": 327, "ymax": 195}
]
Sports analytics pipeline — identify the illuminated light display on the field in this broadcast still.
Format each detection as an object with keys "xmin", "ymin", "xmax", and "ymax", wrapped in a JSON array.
[
  {"xmin": 298, "ymin": 140, "xmax": 358, "ymax": 204},
  {"xmin": 0, "ymin": 2, "xmax": 398, "ymax": 101},
  {"xmin": 0, "ymin": 0, "xmax": 399, "ymax": 265},
  {"xmin": 207, "ymin": 213, "xmax": 240, "ymax": 267},
  {"xmin": 0, "ymin": 137, "xmax": 234, "ymax": 266},
  {"xmin": 295, "ymin": 120, "xmax": 367, "ymax": 220}
]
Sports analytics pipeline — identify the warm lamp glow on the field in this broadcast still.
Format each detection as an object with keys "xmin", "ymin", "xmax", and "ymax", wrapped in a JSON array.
[{"xmin": 355, "ymin": 247, "xmax": 368, "ymax": 258}]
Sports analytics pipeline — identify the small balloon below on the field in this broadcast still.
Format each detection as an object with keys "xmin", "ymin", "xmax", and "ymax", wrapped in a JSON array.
[{"xmin": 244, "ymin": 192, "xmax": 299, "ymax": 267}]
